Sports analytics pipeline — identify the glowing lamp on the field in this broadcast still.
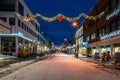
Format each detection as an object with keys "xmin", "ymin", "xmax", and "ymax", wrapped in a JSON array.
[{"xmin": 72, "ymin": 21, "xmax": 78, "ymax": 27}]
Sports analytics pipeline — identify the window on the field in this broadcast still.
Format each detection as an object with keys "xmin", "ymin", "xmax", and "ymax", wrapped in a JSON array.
[
  {"xmin": 111, "ymin": 0, "xmax": 116, "ymax": 8},
  {"xmin": 18, "ymin": 1, "xmax": 24, "ymax": 16},
  {"xmin": 91, "ymin": 33, "xmax": 96, "ymax": 40},
  {"xmin": 105, "ymin": 5, "xmax": 109, "ymax": 12},
  {"xmin": 0, "ymin": 17, "xmax": 7, "ymax": 22},
  {"xmin": 0, "ymin": 0, "xmax": 15, "ymax": 11},
  {"xmin": 99, "ymin": 29, "xmax": 102, "ymax": 37},
  {"xmin": 105, "ymin": 26, "xmax": 109, "ymax": 34},
  {"xmin": 101, "ymin": 28, "xmax": 106, "ymax": 36},
  {"xmin": 24, "ymin": 25, "xmax": 27, "ymax": 31},
  {"xmin": 23, "ymin": 25, "xmax": 26, "ymax": 30},
  {"xmin": 86, "ymin": 36, "xmax": 90, "ymax": 41},
  {"xmin": 21, "ymin": 22, "xmax": 24, "ymax": 29},
  {"xmin": 111, "ymin": 23, "xmax": 117, "ymax": 32},
  {"xmin": 117, "ymin": 20, "xmax": 120, "ymax": 29},
  {"xmin": 9, "ymin": 18, "xmax": 15, "ymax": 25},
  {"xmin": 27, "ymin": 27, "xmax": 28, "ymax": 32},
  {"xmin": 1, "ymin": 37, "xmax": 15, "ymax": 55},
  {"xmin": 18, "ymin": 20, "xmax": 21, "ymax": 27}
]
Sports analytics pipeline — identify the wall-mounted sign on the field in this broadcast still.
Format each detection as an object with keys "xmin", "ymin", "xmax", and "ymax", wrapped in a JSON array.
[
  {"xmin": 106, "ymin": 5, "xmax": 120, "ymax": 20},
  {"xmin": 0, "ymin": 32, "xmax": 35, "ymax": 42},
  {"xmin": 82, "ymin": 41, "xmax": 88, "ymax": 46},
  {"xmin": 100, "ymin": 29, "xmax": 120, "ymax": 40}
]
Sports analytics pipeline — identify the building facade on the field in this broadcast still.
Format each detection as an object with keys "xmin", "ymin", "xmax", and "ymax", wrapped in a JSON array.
[
  {"xmin": 83, "ymin": 0, "xmax": 120, "ymax": 57},
  {"xmin": 0, "ymin": 0, "xmax": 41, "ymax": 56},
  {"xmin": 75, "ymin": 23, "xmax": 87, "ymax": 57}
]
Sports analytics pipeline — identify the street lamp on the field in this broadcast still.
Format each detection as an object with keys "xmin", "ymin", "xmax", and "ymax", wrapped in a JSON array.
[{"xmin": 72, "ymin": 21, "xmax": 78, "ymax": 27}]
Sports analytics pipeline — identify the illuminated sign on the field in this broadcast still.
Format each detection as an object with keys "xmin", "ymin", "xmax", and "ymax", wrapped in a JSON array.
[
  {"xmin": 0, "ymin": 32, "xmax": 36, "ymax": 42},
  {"xmin": 106, "ymin": 5, "xmax": 120, "ymax": 20},
  {"xmin": 82, "ymin": 41, "xmax": 88, "ymax": 46},
  {"xmin": 100, "ymin": 29, "xmax": 120, "ymax": 40}
]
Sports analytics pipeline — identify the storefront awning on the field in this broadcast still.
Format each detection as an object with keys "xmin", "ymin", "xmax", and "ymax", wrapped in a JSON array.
[
  {"xmin": 87, "ymin": 36, "xmax": 120, "ymax": 47},
  {"xmin": 0, "ymin": 32, "xmax": 36, "ymax": 42}
]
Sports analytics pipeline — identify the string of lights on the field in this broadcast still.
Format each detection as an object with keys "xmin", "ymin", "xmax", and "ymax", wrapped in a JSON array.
[{"xmin": 15, "ymin": 11, "xmax": 105, "ymax": 22}]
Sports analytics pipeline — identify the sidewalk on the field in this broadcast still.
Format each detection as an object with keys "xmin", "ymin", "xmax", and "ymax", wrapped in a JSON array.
[
  {"xmin": 78, "ymin": 56, "xmax": 120, "ymax": 77},
  {"xmin": 0, "ymin": 54, "xmax": 17, "ymax": 60},
  {"xmin": 0, "ymin": 54, "xmax": 49, "ymax": 78}
]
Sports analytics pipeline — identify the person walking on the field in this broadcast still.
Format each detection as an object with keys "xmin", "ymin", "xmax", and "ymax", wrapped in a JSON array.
[{"xmin": 106, "ymin": 51, "xmax": 111, "ymax": 63}]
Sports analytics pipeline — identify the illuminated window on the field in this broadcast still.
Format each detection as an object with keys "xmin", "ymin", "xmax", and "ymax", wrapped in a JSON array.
[
  {"xmin": 86, "ymin": 36, "xmax": 90, "ymax": 41},
  {"xmin": 91, "ymin": 33, "xmax": 96, "ymax": 39},
  {"xmin": 1, "ymin": 37, "xmax": 15, "ymax": 55}
]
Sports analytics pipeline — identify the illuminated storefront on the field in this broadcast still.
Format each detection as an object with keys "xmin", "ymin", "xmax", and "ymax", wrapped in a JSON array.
[
  {"xmin": 0, "ymin": 32, "xmax": 36, "ymax": 56},
  {"xmin": 83, "ymin": 0, "xmax": 120, "ymax": 57}
]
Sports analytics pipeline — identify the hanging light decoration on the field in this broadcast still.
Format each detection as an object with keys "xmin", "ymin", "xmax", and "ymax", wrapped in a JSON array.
[{"xmin": 15, "ymin": 11, "xmax": 105, "ymax": 22}]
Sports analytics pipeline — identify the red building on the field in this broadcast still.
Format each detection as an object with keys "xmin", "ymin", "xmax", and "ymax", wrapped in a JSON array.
[{"xmin": 83, "ymin": 0, "xmax": 120, "ymax": 57}]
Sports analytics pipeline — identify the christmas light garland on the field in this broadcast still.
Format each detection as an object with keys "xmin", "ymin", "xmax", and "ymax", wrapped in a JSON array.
[{"xmin": 15, "ymin": 11, "xmax": 105, "ymax": 22}]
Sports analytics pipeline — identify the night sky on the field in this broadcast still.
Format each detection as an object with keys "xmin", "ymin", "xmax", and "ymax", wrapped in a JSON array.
[{"xmin": 24, "ymin": 0, "xmax": 97, "ymax": 45}]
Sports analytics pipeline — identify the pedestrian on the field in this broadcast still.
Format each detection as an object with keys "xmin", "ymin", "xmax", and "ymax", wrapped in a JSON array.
[
  {"xmin": 101, "ymin": 52, "xmax": 106, "ymax": 62},
  {"xmin": 106, "ymin": 51, "xmax": 111, "ymax": 63}
]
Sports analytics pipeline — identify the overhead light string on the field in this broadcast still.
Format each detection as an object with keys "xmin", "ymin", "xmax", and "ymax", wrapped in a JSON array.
[{"xmin": 15, "ymin": 11, "xmax": 105, "ymax": 22}]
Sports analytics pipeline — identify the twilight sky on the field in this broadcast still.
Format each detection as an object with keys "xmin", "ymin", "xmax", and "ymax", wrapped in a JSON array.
[{"xmin": 24, "ymin": 0, "xmax": 97, "ymax": 45}]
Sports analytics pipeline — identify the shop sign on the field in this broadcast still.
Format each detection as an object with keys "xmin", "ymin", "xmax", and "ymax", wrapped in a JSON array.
[
  {"xmin": 100, "ymin": 29, "xmax": 120, "ymax": 40},
  {"xmin": 106, "ymin": 5, "xmax": 120, "ymax": 20},
  {"xmin": 82, "ymin": 41, "xmax": 88, "ymax": 46}
]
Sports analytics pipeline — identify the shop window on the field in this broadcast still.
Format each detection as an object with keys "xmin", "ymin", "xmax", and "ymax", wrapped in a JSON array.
[
  {"xmin": 1, "ymin": 37, "xmax": 15, "ymax": 55},
  {"xmin": 0, "ymin": 17, "xmax": 7, "ymax": 22},
  {"xmin": 111, "ymin": 23, "xmax": 117, "ymax": 32},
  {"xmin": 9, "ymin": 18, "xmax": 15, "ymax": 25},
  {"xmin": 117, "ymin": 20, "xmax": 120, "ymax": 29}
]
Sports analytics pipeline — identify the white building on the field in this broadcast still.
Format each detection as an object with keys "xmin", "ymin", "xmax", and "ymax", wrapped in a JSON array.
[
  {"xmin": 75, "ymin": 23, "xmax": 87, "ymax": 57},
  {"xmin": 0, "ymin": 0, "xmax": 41, "ymax": 56}
]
